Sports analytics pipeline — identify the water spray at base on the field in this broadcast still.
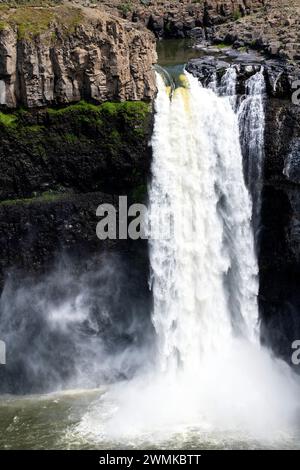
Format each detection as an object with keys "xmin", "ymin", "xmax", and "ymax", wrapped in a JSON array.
[{"xmin": 73, "ymin": 73, "xmax": 300, "ymax": 445}]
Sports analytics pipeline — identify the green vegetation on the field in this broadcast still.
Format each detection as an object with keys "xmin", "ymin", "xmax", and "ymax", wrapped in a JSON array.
[
  {"xmin": 0, "ymin": 4, "xmax": 83, "ymax": 39},
  {"xmin": 14, "ymin": 7, "xmax": 56, "ymax": 39},
  {"xmin": 64, "ymin": 133, "xmax": 79, "ymax": 145},
  {"xmin": 165, "ymin": 21, "xmax": 172, "ymax": 34},
  {"xmin": 117, "ymin": 2, "xmax": 132, "ymax": 16},
  {"xmin": 233, "ymin": 9, "xmax": 242, "ymax": 21},
  {"xmin": 110, "ymin": 129, "xmax": 121, "ymax": 144},
  {"xmin": 47, "ymin": 100, "xmax": 150, "ymax": 126},
  {"xmin": 0, "ymin": 99, "xmax": 151, "ymax": 202},
  {"xmin": 0, "ymin": 191, "xmax": 67, "ymax": 207},
  {"xmin": 216, "ymin": 43, "xmax": 230, "ymax": 49},
  {"xmin": 1, "ymin": 1, "xmax": 61, "ymax": 5},
  {"xmin": 131, "ymin": 184, "xmax": 147, "ymax": 203},
  {"xmin": 47, "ymin": 100, "xmax": 101, "ymax": 117},
  {"xmin": 0, "ymin": 111, "xmax": 17, "ymax": 127},
  {"xmin": 0, "ymin": 101, "xmax": 150, "ymax": 132}
]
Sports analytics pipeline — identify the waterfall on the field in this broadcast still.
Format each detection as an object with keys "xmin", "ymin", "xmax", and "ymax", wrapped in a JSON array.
[
  {"xmin": 238, "ymin": 68, "xmax": 266, "ymax": 241},
  {"xmin": 149, "ymin": 72, "xmax": 259, "ymax": 375},
  {"xmin": 216, "ymin": 65, "xmax": 266, "ymax": 241},
  {"xmin": 77, "ymin": 71, "xmax": 300, "ymax": 442},
  {"xmin": 218, "ymin": 65, "xmax": 238, "ymax": 110}
]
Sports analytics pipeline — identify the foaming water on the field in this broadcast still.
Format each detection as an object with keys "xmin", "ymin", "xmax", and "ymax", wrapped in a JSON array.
[
  {"xmin": 72, "ymin": 343, "xmax": 300, "ymax": 446},
  {"xmin": 72, "ymin": 73, "xmax": 300, "ymax": 447},
  {"xmin": 150, "ymin": 72, "xmax": 258, "ymax": 373},
  {"xmin": 238, "ymin": 68, "xmax": 266, "ymax": 240},
  {"xmin": 219, "ymin": 65, "xmax": 237, "ymax": 110}
]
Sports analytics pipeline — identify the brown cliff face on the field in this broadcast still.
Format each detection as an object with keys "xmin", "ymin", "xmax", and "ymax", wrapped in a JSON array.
[
  {"xmin": 0, "ymin": 5, "xmax": 157, "ymax": 109},
  {"xmin": 102, "ymin": 0, "xmax": 266, "ymax": 37},
  {"xmin": 211, "ymin": 1, "xmax": 300, "ymax": 62}
]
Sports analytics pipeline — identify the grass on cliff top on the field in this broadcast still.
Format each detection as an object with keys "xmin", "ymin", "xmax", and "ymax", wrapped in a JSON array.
[
  {"xmin": 0, "ymin": 1, "xmax": 62, "ymax": 5},
  {"xmin": 0, "ymin": 191, "xmax": 68, "ymax": 207},
  {"xmin": 0, "ymin": 4, "xmax": 83, "ymax": 39}
]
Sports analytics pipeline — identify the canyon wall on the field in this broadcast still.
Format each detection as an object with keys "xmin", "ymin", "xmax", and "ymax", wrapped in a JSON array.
[
  {"xmin": 0, "ymin": 100, "xmax": 152, "ymax": 282},
  {"xmin": 0, "ymin": 4, "xmax": 156, "ymax": 109},
  {"xmin": 0, "ymin": 3, "xmax": 156, "ymax": 289},
  {"xmin": 107, "ymin": 0, "xmax": 266, "ymax": 38},
  {"xmin": 260, "ymin": 98, "xmax": 300, "ymax": 361},
  {"xmin": 0, "ymin": 1, "xmax": 299, "ymax": 368},
  {"xmin": 210, "ymin": 1, "xmax": 300, "ymax": 61},
  {"xmin": 112, "ymin": 0, "xmax": 299, "ymax": 63}
]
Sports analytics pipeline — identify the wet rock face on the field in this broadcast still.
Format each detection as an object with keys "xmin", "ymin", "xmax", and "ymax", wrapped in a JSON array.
[
  {"xmin": 0, "ymin": 99, "xmax": 152, "ymax": 284},
  {"xmin": 284, "ymin": 140, "xmax": 300, "ymax": 185},
  {"xmin": 186, "ymin": 54, "xmax": 300, "ymax": 99},
  {"xmin": 0, "ymin": 101, "xmax": 152, "ymax": 201},
  {"xmin": 0, "ymin": 8, "xmax": 157, "ymax": 109},
  {"xmin": 0, "ymin": 192, "xmax": 150, "ymax": 286},
  {"xmin": 0, "ymin": 4, "xmax": 156, "ymax": 300},
  {"xmin": 262, "ymin": 99, "xmax": 300, "ymax": 274}
]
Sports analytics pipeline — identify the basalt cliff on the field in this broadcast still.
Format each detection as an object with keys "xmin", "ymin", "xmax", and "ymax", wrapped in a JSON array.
[
  {"xmin": 0, "ymin": 1, "xmax": 299, "ymax": 391},
  {"xmin": 0, "ymin": 4, "xmax": 156, "ymax": 108},
  {"xmin": 0, "ymin": 2, "xmax": 156, "ymax": 289}
]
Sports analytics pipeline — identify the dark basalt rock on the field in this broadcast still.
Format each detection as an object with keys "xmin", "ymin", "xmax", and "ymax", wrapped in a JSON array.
[
  {"xmin": 284, "ymin": 139, "xmax": 300, "ymax": 185},
  {"xmin": 188, "ymin": 27, "xmax": 204, "ymax": 39},
  {"xmin": 0, "ymin": 101, "xmax": 152, "ymax": 201},
  {"xmin": 0, "ymin": 100, "xmax": 153, "ymax": 287},
  {"xmin": 186, "ymin": 53, "xmax": 300, "ymax": 99},
  {"xmin": 131, "ymin": 0, "xmax": 265, "ymax": 39},
  {"xmin": 0, "ymin": 99, "xmax": 153, "ymax": 392},
  {"xmin": 0, "ymin": 189, "xmax": 151, "ymax": 287},
  {"xmin": 256, "ymin": 94, "xmax": 300, "ymax": 363},
  {"xmin": 0, "ymin": 227, "xmax": 152, "ymax": 393},
  {"xmin": 263, "ymin": 60, "xmax": 300, "ymax": 99},
  {"xmin": 186, "ymin": 56, "xmax": 230, "ymax": 87}
]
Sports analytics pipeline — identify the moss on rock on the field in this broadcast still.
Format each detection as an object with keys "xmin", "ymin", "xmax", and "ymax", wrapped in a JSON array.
[{"xmin": 0, "ymin": 100, "xmax": 152, "ymax": 201}]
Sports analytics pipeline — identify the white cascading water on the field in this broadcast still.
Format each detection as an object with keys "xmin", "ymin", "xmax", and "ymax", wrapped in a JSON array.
[
  {"xmin": 238, "ymin": 68, "xmax": 266, "ymax": 239},
  {"xmin": 218, "ymin": 65, "xmax": 238, "ymax": 110},
  {"xmin": 149, "ymin": 72, "xmax": 259, "ymax": 376},
  {"xmin": 75, "ymin": 71, "xmax": 300, "ymax": 445}
]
